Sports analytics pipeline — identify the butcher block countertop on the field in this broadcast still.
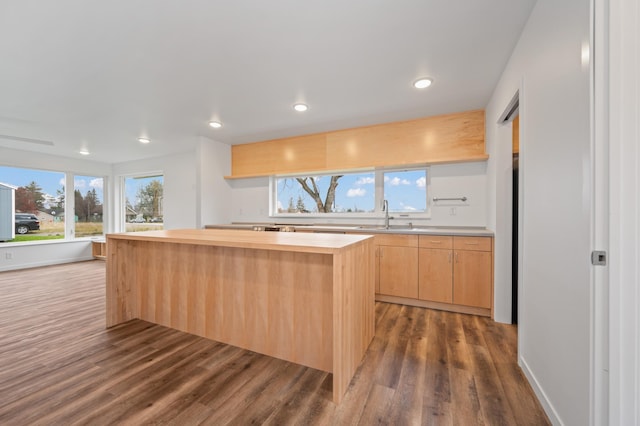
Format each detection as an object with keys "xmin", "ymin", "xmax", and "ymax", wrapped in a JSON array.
[{"xmin": 107, "ymin": 228, "xmax": 374, "ymax": 254}]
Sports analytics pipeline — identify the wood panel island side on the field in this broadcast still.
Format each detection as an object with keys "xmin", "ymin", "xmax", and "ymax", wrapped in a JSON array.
[{"xmin": 106, "ymin": 229, "xmax": 375, "ymax": 404}]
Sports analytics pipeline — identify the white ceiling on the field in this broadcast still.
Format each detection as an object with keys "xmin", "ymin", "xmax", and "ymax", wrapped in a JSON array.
[{"xmin": 0, "ymin": 1, "xmax": 536, "ymax": 164}]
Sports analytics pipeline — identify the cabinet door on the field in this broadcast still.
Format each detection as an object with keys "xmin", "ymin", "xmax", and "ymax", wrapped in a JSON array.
[
  {"xmin": 379, "ymin": 246, "xmax": 418, "ymax": 298},
  {"xmin": 418, "ymin": 248, "xmax": 453, "ymax": 303},
  {"xmin": 453, "ymin": 250, "xmax": 492, "ymax": 308}
]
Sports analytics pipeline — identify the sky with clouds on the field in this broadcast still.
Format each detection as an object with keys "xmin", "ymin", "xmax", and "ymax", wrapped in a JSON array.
[
  {"xmin": 0, "ymin": 167, "xmax": 164, "ymax": 209},
  {"xmin": 277, "ymin": 170, "xmax": 426, "ymax": 213},
  {"xmin": 0, "ymin": 166, "xmax": 105, "ymax": 207}
]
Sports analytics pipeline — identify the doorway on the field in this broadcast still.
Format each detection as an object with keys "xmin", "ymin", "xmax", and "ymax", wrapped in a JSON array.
[
  {"xmin": 498, "ymin": 92, "xmax": 520, "ymax": 325},
  {"xmin": 511, "ymin": 115, "xmax": 519, "ymax": 324}
]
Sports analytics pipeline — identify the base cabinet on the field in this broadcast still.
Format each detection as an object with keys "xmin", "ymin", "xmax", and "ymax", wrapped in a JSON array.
[
  {"xmin": 364, "ymin": 231, "xmax": 492, "ymax": 316},
  {"xmin": 453, "ymin": 249, "xmax": 492, "ymax": 308},
  {"xmin": 415, "ymin": 235, "xmax": 493, "ymax": 313},
  {"xmin": 418, "ymin": 235, "xmax": 454, "ymax": 303},
  {"xmin": 377, "ymin": 235, "xmax": 418, "ymax": 299}
]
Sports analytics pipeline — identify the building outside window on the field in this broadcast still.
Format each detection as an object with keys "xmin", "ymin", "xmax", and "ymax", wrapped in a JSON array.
[
  {"xmin": 0, "ymin": 166, "xmax": 66, "ymax": 243},
  {"xmin": 123, "ymin": 175, "xmax": 164, "ymax": 232},
  {"xmin": 0, "ymin": 166, "xmax": 109, "ymax": 243}
]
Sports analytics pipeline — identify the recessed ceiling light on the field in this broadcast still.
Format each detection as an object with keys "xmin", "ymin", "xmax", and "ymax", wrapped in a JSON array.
[
  {"xmin": 138, "ymin": 137, "xmax": 150, "ymax": 144},
  {"xmin": 79, "ymin": 149, "xmax": 90, "ymax": 156},
  {"xmin": 413, "ymin": 78, "xmax": 433, "ymax": 89},
  {"xmin": 293, "ymin": 103, "xmax": 308, "ymax": 112},
  {"xmin": 209, "ymin": 121, "xmax": 223, "ymax": 129}
]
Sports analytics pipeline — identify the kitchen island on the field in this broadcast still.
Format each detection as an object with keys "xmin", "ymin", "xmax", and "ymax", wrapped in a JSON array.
[{"xmin": 106, "ymin": 229, "xmax": 375, "ymax": 404}]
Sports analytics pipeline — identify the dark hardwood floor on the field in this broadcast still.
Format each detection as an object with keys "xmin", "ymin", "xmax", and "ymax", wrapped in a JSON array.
[{"xmin": 0, "ymin": 261, "xmax": 549, "ymax": 425}]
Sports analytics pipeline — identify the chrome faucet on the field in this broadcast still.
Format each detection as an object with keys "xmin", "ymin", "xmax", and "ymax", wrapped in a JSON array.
[{"xmin": 383, "ymin": 199, "xmax": 391, "ymax": 229}]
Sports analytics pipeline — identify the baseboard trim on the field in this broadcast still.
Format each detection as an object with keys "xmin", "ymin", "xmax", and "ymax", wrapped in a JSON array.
[
  {"xmin": 519, "ymin": 355, "xmax": 563, "ymax": 425},
  {"xmin": 0, "ymin": 256, "xmax": 94, "ymax": 272}
]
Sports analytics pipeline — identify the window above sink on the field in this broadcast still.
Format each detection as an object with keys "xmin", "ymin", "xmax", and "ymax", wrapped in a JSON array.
[{"xmin": 270, "ymin": 167, "xmax": 430, "ymax": 219}]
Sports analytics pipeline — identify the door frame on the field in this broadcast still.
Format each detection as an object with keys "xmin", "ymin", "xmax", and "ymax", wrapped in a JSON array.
[{"xmin": 607, "ymin": 0, "xmax": 640, "ymax": 423}]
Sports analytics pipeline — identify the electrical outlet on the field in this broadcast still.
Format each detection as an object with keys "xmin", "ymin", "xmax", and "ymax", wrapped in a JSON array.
[
  {"xmin": 5, "ymin": 252, "xmax": 13, "ymax": 260},
  {"xmin": 450, "ymin": 207, "xmax": 457, "ymax": 216}
]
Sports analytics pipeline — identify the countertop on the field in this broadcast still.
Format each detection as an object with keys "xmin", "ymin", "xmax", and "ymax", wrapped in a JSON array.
[
  {"xmin": 107, "ymin": 228, "xmax": 374, "ymax": 254},
  {"xmin": 204, "ymin": 223, "xmax": 494, "ymax": 237}
]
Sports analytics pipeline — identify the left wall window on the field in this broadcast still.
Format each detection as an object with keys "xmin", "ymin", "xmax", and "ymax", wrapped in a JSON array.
[
  {"xmin": 74, "ymin": 175, "xmax": 104, "ymax": 237},
  {"xmin": 0, "ymin": 167, "xmax": 107, "ymax": 243},
  {"xmin": 0, "ymin": 166, "xmax": 65, "ymax": 242}
]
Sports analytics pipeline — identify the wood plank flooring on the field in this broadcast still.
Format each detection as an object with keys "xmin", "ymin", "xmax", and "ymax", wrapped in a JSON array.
[{"xmin": 0, "ymin": 261, "xmax": 549, "ymax": 425}]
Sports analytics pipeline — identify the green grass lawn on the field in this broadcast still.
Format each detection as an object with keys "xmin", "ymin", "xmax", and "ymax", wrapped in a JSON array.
[
  {"xmin": 4, "ymin": 221, "xmax": 162, "ymax": 243},
  {"xmin": 10, "ymin": 234, "xmax": 65, "ymax": 242},
  {"xmin": 6, "ymin": 222, "xmax": 103, "ymax": 243}
]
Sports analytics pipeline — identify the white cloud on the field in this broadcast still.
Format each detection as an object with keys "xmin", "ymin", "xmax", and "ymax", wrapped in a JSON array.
[
  {"xmin": 59, "ymin": 177, "xmax": 65, "ymax": 186},
  {"xmin": 74, "ymin": 179, "xmax": 87, "ymax": 189},
  {"xmin": 388, "ymin": 177, "xmax": 411, "ymax": 186},
  {"xmin": 90, "ymin": 178, "xmax": 103, "ymax": 189},
  {"xmin": 401, "ymin": 203, "xmax": 417, "ymax": 211},
  {"xmin": 416, "ymin": 176, "xmax": 427, "ymax": 188},
  {"xmin": 347, "ymin": 188, "xmax": 367, "ymax": 197},
  {"xmin": 356, "ymin": 177, "xmax": 375, "ymax": 185}
]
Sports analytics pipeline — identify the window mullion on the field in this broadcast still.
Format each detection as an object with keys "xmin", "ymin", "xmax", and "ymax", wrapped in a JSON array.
[{"xmin": 65, "ymin": 173, "xmax": 75, "ymax": 239}]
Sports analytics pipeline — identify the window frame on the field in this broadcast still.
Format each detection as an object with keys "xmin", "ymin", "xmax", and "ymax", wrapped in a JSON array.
[
  {"xmin": 118, "ymin": 172, "xmax": 164, "ymax": 232},
  {"xmin": 73, "ymin": 174, "xmax": 106, "ymax": 238},
  {"xmin": 0, "ymin": 165, "xmax": 109, "ymax": 243},
  {"xmin": 270, "ymin": 166, "xmax": 431, "ymax": 219}
]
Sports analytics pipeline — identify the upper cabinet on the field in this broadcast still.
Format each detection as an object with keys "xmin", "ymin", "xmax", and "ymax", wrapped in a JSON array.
[{"xmin": 227, "ymin": 109, "xmax": 487, "ymax": 178}]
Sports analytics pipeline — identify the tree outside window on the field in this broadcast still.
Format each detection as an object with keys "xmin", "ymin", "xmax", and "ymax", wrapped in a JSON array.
[
  {"xmin": 273, "ymin": 168, "xmax": 429, "ymax": 217},
  {"xmin": 74, "ymin": 176, "xmax": 104, "ymax": 237},
  {"xmin": 276, "ymin": 172, "xmax": 375, "ymax": 214},
  {"xmin": 124, "ymin": 175, "xmax": 164, "ymax": 231}
]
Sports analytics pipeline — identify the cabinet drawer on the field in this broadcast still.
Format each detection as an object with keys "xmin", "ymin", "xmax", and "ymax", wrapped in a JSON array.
[
  {"xmin": 453, "ymin": 236, "xmax": 492, "ymax": 252},
  {"xmin": 376, "ymin": 234, "xmax": 418, "ymax": 247},
  {"xmin": 419, "ymin": 235, "xmax": 453, "ymax": 249}
]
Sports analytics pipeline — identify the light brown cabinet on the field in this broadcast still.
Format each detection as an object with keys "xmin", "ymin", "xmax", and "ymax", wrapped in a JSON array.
[
  {"xmin": 227, "ymin": 110, "xmax": 487, "ymax": 178},
  {"xmin": 416, "ymin": 235, "xmax": 493, "ymax": 312},
  {"xmin": 452, "ymin": 237, "xmax": 492, "ymax": 309},
  {"xmin": 92, "ymin": 240, "xmax": 106, "ymax": 260},
  {"xmin": 357, "ymin": 230, "xmax": 493, "ymax": 316},
  {"xmin": 377, "ymin": 235, "xmax": 419, "ymax": 299},
  {"xmin": 418, "ymin": 236, "xmax": 454, "ymax": 303}
]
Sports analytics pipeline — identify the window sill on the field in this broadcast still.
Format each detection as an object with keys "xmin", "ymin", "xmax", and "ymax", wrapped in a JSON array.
[{"xmin": 0, "ymin": 238, "xmax": 97, "ymax": 248}]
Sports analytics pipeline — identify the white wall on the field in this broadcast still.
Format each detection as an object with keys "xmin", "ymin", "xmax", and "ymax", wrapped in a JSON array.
[
  {"xmin": 229, "ymin": 176, "xmax": 271, "ymax": 223},
  {"xmin": 195, "ymin": 137, "xmax": 232, "ymax": 228},
  {"xmin": 485, "ymin": 0, "xmax": 591, "ymax": 424},
  {"xmin": 227, "ymin": 162, "xmax": 488, "ymax": 227},
  {"xmin": 112, "ymin": 150, "xmax": 198, "ymax": 230},
  {"xmin": 428, "ymin": 162, "xmax": 487, "ymax": 226},
  {"xmin": 0, "ymin": 146, "xmax": 112, "ymax": 176},
  {"xmin": 0, "ymin": 240, "xmax": 93, "ymax": 272}
]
